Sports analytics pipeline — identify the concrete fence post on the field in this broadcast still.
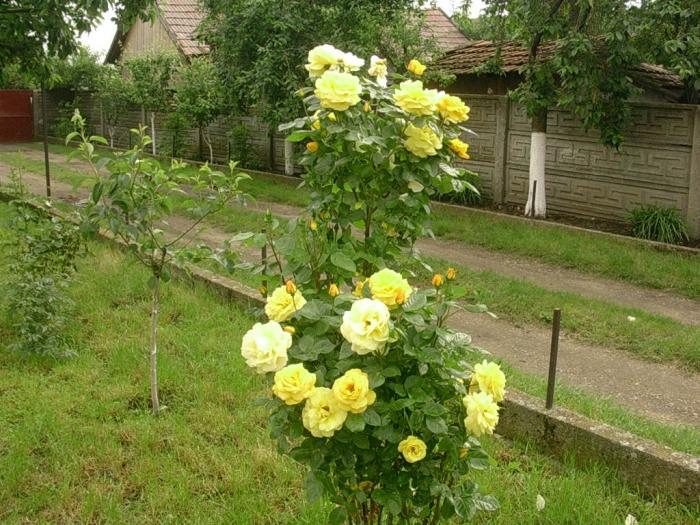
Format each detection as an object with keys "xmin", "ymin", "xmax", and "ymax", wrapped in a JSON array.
[
  {"xmin": 687, "ymin": 106, "xmax": 700, "ymax": 240},
  {"xmin": 492, "ymin": 96, "xmax": 509, "ymax": 204}
]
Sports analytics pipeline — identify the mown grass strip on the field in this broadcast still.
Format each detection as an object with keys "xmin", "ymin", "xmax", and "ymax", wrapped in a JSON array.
[{"xmin": 0, "ymin": 218, "xmax": 695, "ymax": 523}]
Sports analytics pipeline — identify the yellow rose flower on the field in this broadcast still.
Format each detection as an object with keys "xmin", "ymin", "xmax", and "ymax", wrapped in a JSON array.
[
  {"xmin": 302, "ymin": 387, "xmax": 348, "ymax": 438},
  {"xmin": 470, "ymin": 360, "xmax": 506, "ymax": 402},
  {"xmin": 448, "ymin": 138, "xmax": 470, "ymax": 160},
  {"xmin": 432, "ymin": 274, "xmax": 444, "ymax": 287},
  {"xmin": 437, "ymin": 94, "xmax": 470, "ymax": 124},
  {"xmin": 368, "ymin": 55, "xmax": 388, "ymax": 87},
  {"xmin": 340, "ymin": 298, "xmax": 391, "ymax": 355},
  {"xmin": 332, "ymin": 368, "xmax": 376, "ymax": 414},
  {"xmin": 393, "ymin": 80, "xmax": 439, "ymax": 116},
  {"xmin": 328, "ymin": 283, "xmax": 340, "ymax": 298},
  {"xmin": 272, "ymin": 363, "xmax": 317, "ymax": 405},
  {"xmin": 265, "ymin": 285, "xmax": 307, "ymax": 323},
  {"xmin": 463, "ymin": 392, "xmax": 500, "ymax": 437},
  {"xmin": 398, "ymin": 435, "xmax": 427, "ymax": 463},
  {"xmin": 368, "ymin": 268, "xmax": 413, "ymax": 308},
  {"xmin": 306, "ymin": 141, "xmax": 319, "ymax": 153},
  {"xmin": 314, "ymin": 70, "xmax": 362, "ymax": 111},
  {"xmin": 240, "ymin": 321, "xmax": 292, "ymax": 374},
  {"xmin": 446, "ymin": 267, "xmax": 457, "ymax": 280},
  {"xmin": 407, "ymin": 59, "xmax": 426, "ymax": 76},
  {"xmin": 305, "ymin": 44, "xmax": 343, "ymax": 78},
  {"xmin": 404, "ymin": 124, "xmax": 442, "ymax": 158}
]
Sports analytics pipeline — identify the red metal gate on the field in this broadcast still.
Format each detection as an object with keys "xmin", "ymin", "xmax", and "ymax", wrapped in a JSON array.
[{"xmin": 0, "ymin": 90, "xmax": 33, "ymax": 143}]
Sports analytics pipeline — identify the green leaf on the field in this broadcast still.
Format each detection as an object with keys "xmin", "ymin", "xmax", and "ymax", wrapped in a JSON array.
[
  {"xmin": 363, "ymin": 409, "xmax": 381, "ymax": 426},
  {"xmin": 345, "ymin": 413, "xmax": 366, "ymax": 432},
  {"xmin": 286, "ymin": 130, "xmax": 313, "ymax": 142},
  {"xmin": 330, "ymin": 252, "xmax": 356, "ymax": 273},
  {"xmin": 426, "ymin": 416, "xmax": 448, "ymax": 434},
  {"xmin": 304, "ymin": 471, "xmax": 326, "ymax": 502}
]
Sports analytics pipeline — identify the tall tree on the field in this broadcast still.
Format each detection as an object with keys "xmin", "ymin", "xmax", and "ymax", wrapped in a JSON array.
[
  {"xmin": 485, "ymin": 0, "xmax": 638, "ymax": 217},
  {"xmin": 171, "ymin": 57, "xmax": 222, "ymax": 163},
  {"xmin": 632, "ymin": 0, "xmax": 700, "ymax": 104},
  {"xmin": 95, "ymin": 65, "xmax": 131, "ymax": 148},
  {"xmin": 199, "ymin": 0, "xmax": 437, "ymax": 128},
  {"xmin": 124, "ymin": 52, "xmax": 177, "ymax": 156}
]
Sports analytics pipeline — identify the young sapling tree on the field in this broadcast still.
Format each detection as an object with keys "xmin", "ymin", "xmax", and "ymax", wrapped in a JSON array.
[{"xmin": 69, "ymin": 111, "xmax": 250, "ymax": 414}]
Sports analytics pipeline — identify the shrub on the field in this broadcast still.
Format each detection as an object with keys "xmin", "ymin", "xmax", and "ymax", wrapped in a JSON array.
[
  {"xmin": 438, "ymin": 170, "xmax": 483, "ymax": 206},
  {"xmin": 628, "ymin": 205, "xmax": 689, "ymax": 245},
  {"xmin": 240, "ymin": 46, "xmax": 500, "ymax": 523},
  {"xmin": 4, "ymin": 203, "xmax": 84, "ymax": 355}
]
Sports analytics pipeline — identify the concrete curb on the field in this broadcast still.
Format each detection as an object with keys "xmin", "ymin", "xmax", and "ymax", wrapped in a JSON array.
[
  {"xmin": 40, "ymin": 137, "xmax": 700, "ymax": 255},
  {"xmin": 2, "ymin": 191, "xmax": 698, "ymax": 504}
]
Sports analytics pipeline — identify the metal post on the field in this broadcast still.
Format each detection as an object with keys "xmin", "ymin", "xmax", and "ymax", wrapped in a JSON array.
[
  {"xmin": 530, "ymin": 179, "xmax": 537, "ymax": 218},
  {"xmin": 545, "ymin": 308, "xmax": 562, "ymax": 409},
  {"xmin": 41, "ymin": 82, "xmax": 51, "ymax": 198},
  {"xmin": 261, "ymin": 228, "xmax": 268, "ymax": 294}
]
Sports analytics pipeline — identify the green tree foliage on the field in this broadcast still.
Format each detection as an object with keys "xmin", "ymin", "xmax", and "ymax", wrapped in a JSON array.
[
  {"xmin": 452, "ymin": 1, "xmax": 497, "ymax": 41},
  {"xmin": 0, "ymin": 1, "xmax": 156, "ymax": 75},
  {"xmin": 49, "ymin": 46, "xmax": 104, "ymax": 91},
  {"xmin": 171, "ymin": 57, "xmax": 222, "ymax": 163},
  {"xmin": 0, "ymin": 62, "xmax": 37, "ymax": 89},
  {"xmin": 199, "ymin": 0, "xmax": 438, "ymax": 126},
  {"xmin": 124, "ymin": 52, "xmax": 177, "ymax": 155},
  {"xmin": 631, "ymin": 0, "xmax": 700, "ymax": 103},
  {"xmin": 95, "ymin": 65, "xmax": 131, "ymax": 147}
]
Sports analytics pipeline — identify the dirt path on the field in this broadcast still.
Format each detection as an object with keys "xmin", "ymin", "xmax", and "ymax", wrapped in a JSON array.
[{"xmin": 1, "ymin": 151, "xmax": 700, "ymax": 429}]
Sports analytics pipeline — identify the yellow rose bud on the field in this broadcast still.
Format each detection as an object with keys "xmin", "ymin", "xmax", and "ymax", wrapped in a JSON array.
[
  {"xmin": 259, "ymin": 285, "xmax": 268, "ymax": 297},
  {"xmin": 328, "ymin": 283, "xmax": 340, "ymax": 298},
  {"xmin": 309, "ymin": 219, "xmax": 318, "ymax": 231},
  {"xmin": 437, "ymin": 94, "xmax": 470, "ymax": 124},
  {"xmin": 283, "ymin": 325, "xmax": 296, "ymax": 335},
  {"xmin": 302, "ymin": 387, "xmax": 348, "ymax": 438},
  {"xmin": 470, "ymin": 360, "xmax": 506, "ymax": 402},
  {"xmin": 306, "ymin": 141, "xmax": 319, "ymax": 153},
  {"xmin": 353, "ymin": 278, "xmax": 368, "ymax": 297},
  {"xmin": 265, "ymin": 285, "xmax": 307, "ymax": 322},
  {"xmin": 311, "ymin": 119, "xmax": 321, "ymax": 130},
  {"xmin": 358, "ymin": 481, "xmax": 373, "ymax": 492},
  {"xmin": 432, "ymin": 274, "xmax": 444, "ymax": 288},
  {"xmin": 332, "ymin": 368, "xmax": 377, "ymax": 413},
  {"xmin": 398, "ymin": 435, "xmax": 427, "ymax": 463},
  {"xmin": 448, "ymin": 138, "xmax": 470, "ymax": 160},
  {"xmin": 463, "ymin": 392, "xmax": 500, "ymax": 437},
  {"xmin": 403, "ymin": 123, "xmax": 442, "ymax": 158},
  {"xmin": 407, "ymin": 59, "xmax": 426, "ymax": 76},
  {"xmin": 314, "ymin": 70, "xmax": 362, "ymax": 111},
  {"xmin": 393, "ymin": 80, "xmax": 439, "ymax": 116},
  {"xmin": 363, "ymin": 101, "xmax": 371, "ymax": 112},
  {"xmin": 459, "ymin": 445, "xmax": 470, "ymax": 459},
  {"xmin": 272, "ymin": 363, "xmax": 316, "ymax": 405},
  {"xmin": 285, "ymin": 280, "xmax": 297, "ymax": 294},
  {"xmin": 446, "ymin": 267, "xmax": 457, "ymax": 280},
  {"xmin": 327, "ymin": 112, "xmax": 337, "ymax": 122},
  {"xmin": 368, "ymin": 268, "xmax": 413, "ymax": 308}
]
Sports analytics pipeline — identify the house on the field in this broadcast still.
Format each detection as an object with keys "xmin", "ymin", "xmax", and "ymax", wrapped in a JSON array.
[
  {"xmin": 105, "ymin": 1, "xmax": 468, "ymax": 63},
  {"xmin": 434, "ymin": 39, "xmax": 688, "ymax": 103}
]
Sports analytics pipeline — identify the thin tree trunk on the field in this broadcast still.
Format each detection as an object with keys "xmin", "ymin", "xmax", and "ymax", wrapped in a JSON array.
[
  {"xmin": 150, "ymin": 111, "xmax": 157, "ymax": 156},
  {"xmin": 284, "ymin": 139, "xmax": 294, "ymax": 176},
  {"xmin": 150, "ymin": 276, "xmax": 161, "ymax": 415},
  {"xmin": 108, "ymin": 126, "xmax": 114, "ymax": 148},
  {"xmin": 203, "ymin": 127, "xmax": 214, "ymax": 164},
  {"xmin": 525, "ymin": 109, "xmax": 547, "ymax": 218},
  {"xmin": 198, "ymin": 125, "xmax": 204, "ymax": 161}
]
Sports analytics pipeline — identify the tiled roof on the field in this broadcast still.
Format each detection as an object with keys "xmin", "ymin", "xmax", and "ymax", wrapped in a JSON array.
[
  {"xmin": 435, "ymin": 39, "xmax": 684, "ymax": 91},
  {"xmin": 421, "ymin": 8, "xmax": 470, "ymax": 52},
  {"xmin": 160, "ymin": 0, "xmax": 208, "ymax": 57}
]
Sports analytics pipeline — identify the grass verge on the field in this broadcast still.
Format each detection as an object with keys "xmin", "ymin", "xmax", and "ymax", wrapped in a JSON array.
[{"xmin": 0, "ymin": 223, "xmax": 696, "ymax": 523}]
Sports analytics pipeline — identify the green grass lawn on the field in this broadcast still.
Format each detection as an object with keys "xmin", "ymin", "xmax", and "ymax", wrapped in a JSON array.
[{"xmin": 0, "ymin": 226, "xmax": 696, "ymax": 523}]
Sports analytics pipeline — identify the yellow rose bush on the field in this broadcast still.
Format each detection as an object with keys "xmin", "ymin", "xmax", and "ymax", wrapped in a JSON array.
[
  {"xmin": 238, "ymin": 45, "xmax": 499, "ymax": 525},
  {"xmin": 241, "ymin": 265, "xmax": 504, "ymax": 524},
  {"xmin": 278, "ymin": 44, "xmax": 478, "ymax": 280}
]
